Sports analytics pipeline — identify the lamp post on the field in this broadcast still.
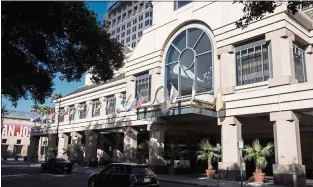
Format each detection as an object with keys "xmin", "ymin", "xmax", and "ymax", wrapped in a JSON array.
[{"xmin": 54, "ymin": 98, "xmax": 61, "ymax": 158}]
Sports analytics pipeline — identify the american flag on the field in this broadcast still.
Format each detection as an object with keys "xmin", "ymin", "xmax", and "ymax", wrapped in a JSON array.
[{"xmin": 135, "ymin": 91, "xmax": 145, "ymax": 110}]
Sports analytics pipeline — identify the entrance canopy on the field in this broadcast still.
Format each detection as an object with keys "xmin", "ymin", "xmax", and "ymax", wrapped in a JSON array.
[{"xmin": 137, "ymin": 99, "xmax": 217, "ymax": 121}]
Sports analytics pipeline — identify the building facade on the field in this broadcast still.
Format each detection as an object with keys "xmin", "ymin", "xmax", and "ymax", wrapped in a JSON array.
[
  {"xmin": 30, "ymin": 1, "xmax": 313, "ymax": 186},
  {"xmin": 105, "ymin": 1, "xmax": 153, "ymax": 48},
  {"xmin": 2, "ymin": 111, "xmax": 38, "ymax": 158}
]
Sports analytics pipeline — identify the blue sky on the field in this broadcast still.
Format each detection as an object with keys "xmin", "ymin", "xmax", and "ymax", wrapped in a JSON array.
[{"xmin": 2, "ymin": 1, "xmax": 110, "ymax": 112}]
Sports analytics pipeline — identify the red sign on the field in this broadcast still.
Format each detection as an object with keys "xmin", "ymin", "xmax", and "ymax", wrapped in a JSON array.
[{"xmin": 2, "ymin": 124, "xmax": 33, "ymax": 137}]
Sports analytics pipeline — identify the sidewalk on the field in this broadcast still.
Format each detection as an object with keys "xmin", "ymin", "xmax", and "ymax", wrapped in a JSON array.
[{"xmin": 72, "ymin": 166, "xmax": 291, "ymax": 187}]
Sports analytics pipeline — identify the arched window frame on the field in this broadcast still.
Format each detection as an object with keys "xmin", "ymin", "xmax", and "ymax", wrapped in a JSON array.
[{"xmin": 164, "ymin": 25, "xmax": 214, "ymax": 98}]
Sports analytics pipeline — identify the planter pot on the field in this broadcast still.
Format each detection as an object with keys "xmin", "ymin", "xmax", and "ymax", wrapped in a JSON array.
[
  {"xmin": 206, "ymin": 169, "xmax": 216, "ymax": 180},
  {"xmin": 253, "ymin": 172, "xmax": 265, "ymax": 183}
]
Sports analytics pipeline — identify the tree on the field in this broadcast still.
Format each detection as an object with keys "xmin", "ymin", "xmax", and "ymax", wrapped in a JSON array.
[
  {"xmin": 234, "ymin": 1, "xmax": 313, "ymax": 28},
  {"xmin": 2, "ymin": 2, "xmax": 125, "ymax": 106},
  {"xmin": 197, "ymin": 139, "xmax": 221, "ymax": 170},
  {"xmin": 243, "ymin": 139, "xmax": 274, "ymax": 173}
]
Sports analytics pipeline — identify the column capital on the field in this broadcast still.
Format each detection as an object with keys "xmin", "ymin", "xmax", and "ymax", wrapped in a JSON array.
[
  {"xmin": 270, "ymin": 111, "xmax": 300, "ymax": 122},
  {"xmin": 306, "ymin": 44, "xmax": 313, "ymax": 54},
  {"xmin": 149, "ymin": 67, "xmax": 162, "ymax": 75},
  {"xmin": 265, "ymin": 28, "xmax": 295, "ymax": 41},
  {"xmin": 217, "ymin": 45, "xmax": 235, "ymax": 55},
  {"xmin": 218, "ymin": 116, "xmax": 241, "ymax": 126},
  {"xmin": 123, "ymin": 126, "xmax": 138, "ymax": 136}
]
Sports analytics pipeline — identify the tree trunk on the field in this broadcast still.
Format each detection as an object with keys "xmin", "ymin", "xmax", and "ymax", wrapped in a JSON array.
[
  {"xmin": 208, "ymin": 155, "xmax": 213, "ymax": 170},
  {"xmin": 255, "ymin": 164, "xmax": 262, "ymax": 173}
]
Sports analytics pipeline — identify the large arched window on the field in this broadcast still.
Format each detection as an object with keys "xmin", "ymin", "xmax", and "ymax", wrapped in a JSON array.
[{"xmin": 165, "ymin": 28, "xmax": 213, "ymax": 97}]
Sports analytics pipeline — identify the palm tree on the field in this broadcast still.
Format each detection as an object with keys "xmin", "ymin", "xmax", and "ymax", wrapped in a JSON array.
[
  {"xmin": 52, "ymin": 93, "xmax": 63, "ymax": 102},
  {"xmin": 242, "ymin": 139, "xmax": 274, "ymax": 173},
  {"xmin": 197, "ymin": 139, "xmax": 221, "ymax": 170}
]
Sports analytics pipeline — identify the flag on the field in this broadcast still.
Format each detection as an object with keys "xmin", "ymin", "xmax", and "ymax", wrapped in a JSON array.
[
  {"xmin": 116, "ymin": 99, "xmax": 126, "ymax": 114},
  {"xmin": 70, "ymin": 108, "xmax": 75, "ymax": 115},
  {"xmin": 94, "ymin": 102, "xmax": 101, "ymax": 114},
  {"xmin": 135, "ymin": 91, "xmax": 145, "ymax": 110},
  {"xmin": 170, "ymin": 84, "xmax": 178, "ymax": 104},
  {"xmin": 30, "ymin": 116, "xmax": 41, "ymax": 122},
  {"xmin": 215, "ymin": 91, "xmax": 223, "ymax": 112}
]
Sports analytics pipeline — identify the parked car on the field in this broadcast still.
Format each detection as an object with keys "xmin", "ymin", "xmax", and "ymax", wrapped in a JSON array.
[
  {"xmin": 88, "ymin": 163, "xmax": 160, "ymax": 187},
  {"xmin": 40, "ymin": 158, "xmax": 73, "ymax": 174}
]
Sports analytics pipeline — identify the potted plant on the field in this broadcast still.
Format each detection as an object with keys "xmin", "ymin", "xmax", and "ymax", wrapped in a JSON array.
[
  {"xmin": 197, "ymin": 139, "xmax": 221, "ymax": 180},
  {"xmin": 166, "ymin": 141, "xmax": 187, "ymax": 175},
  {"xmin": 242, "ymin": 139, "xmax": 274, "ymax": 183}
]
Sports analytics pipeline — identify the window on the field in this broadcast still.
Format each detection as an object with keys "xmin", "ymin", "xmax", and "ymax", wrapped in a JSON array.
[
  {"xmin": 139, "ymin": 15, "xmax": 144, "ymax": 21},
  {"xmin": 127, "ymin": 29, "xmax": 131, "ymax": 35},
  {"xmin": 174, "ymin": 1, "xmax": 192, "ymax": 10},
  {"xmin": 126, "ymin": 37, "xmax": 130, "ymax": 43},
  {"xmin": 121, "ymin": 40, "xmax": 125, "ymax": 44},
  {"xmin": 127, "ymin": 22, "xmax": 131, "ymax": 28},
  {"xmin": 145, "ymin": 12, "xmax": 150, "ymax": 18},
  {"xmin": 132, "ymin": 166, "xmax": 154, "ymax": 175},
  {"xmin": 121, "ymin": 32, "xmax": 125, "ymax": 38},
  {"xmin": 92, "ymin": 99, "xmax": 101, "ymax": 117},
  {"xmin": 165, "ymin": 28, "xmax": 213, "ymax": 96},
  {"xmin": 78, "ymin": 103, "xmax": 87, "ymax": 119},
  {"xmin": 59, "ymin": 108, "xmax": 65, "ymax": 122},
  {"xmin": 68, "ymin": 106, "xmax": 75, "ymax": 121},
  {"xmin": 150, "ymin": 11, "xmax": 153, "ymax": 17},
  {"xmin": 132, "ymin": 34, "xmax": 137, "ymax": 40},
  {"xmin": 150, "ymin": 20, "xmax": 153, "ymax": 25},
  {"xmin": 235, "ymin": 40, "xmax": 271, "ymax": 86},
  {"xmin": 145, "ymin": 20, "xmax": 150, "ymax": 26},
  {"xmin": 293, "ymin": 44, "xmax": 306, "ymax": 83},
  {"xmin": 116, "ymin": 27, "xmax": 120, "ymax": 33},
  {"xmin": 106, "ymin": 96, "xmax": 116, "ymax": 114},
  {"xmin": 132, "ymin": 26, "xmax": 137, "ymax": 32},
  {"xmin": 138, "ymin": 23, "xmax": 143, "ymax": 29},
  {"xmin": 122, "ymin": 25, "xmax": 125, "ymax": 30},
  {"xmin": 111, "ymin": 30, "xmax": 115, "ymax": 35},
  {"xmin": 116, "ymin": 35, "xmax": 120, "ymax": 41},
  {"xmin": 122, "ymin": 92, "xmax": 126, "ymax": 100},
  {"xmin": 132, "ymin": 42, "xmax": 136, "ymax": 48},
  {"xmin": 133, "ymin": 18, "xmax": 137, "ymax": 24},
  {"xmin": 138, "ymin": 31, "xmax": 143, "ymax": 37},
  {"xmin": 16, "ymin": 139, "xmax": 21, "ymax": 144},
  {"xmin": 104, "ymin": 165, "xmax": 125, "ymax": 174},
  {"xmin": 136, "ymin": 72, "xmax": 151, "ymax": 102},
  {"xmin": 2, "ymin": 139, "xmax": 7, "ymax": 144},
  {"xmin": 145, "ymin": 2, "xmax": 151, "ymax": 8}
]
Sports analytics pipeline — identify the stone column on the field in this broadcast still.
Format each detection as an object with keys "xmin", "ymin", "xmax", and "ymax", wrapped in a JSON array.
[
  {"xmin": 216, "ymin": 45, "xmax": 236, "ymax": 94},
  {"xmin": 46, "ymin": 134, "xmax": 57, "ymax": 159},
  {"xmin": 85, "ymin": 130, "xmax": 98, "ymax": 166},
  {"xmin": 99, "ymin": 97, "xmax": 106, "ymax": 116},
  {"xmin": 27, "ymin": 136, "xmax": 40, "ymax": 158},
  {"xmin": 305, "ymin": 45, "xmax": 313, "ymax": 83},
  {"xmin": 148, "ymin": 123, "xmax": 166, "ymax": 171},
  {"xmin": 57, "ymin": 133, "xmax": 69, "ymax": 158},
  {"xmin": 270, "ymin": 111, "xmax": 306, "ymax": 187},
  {"xmin": 266, "ymin": 28, "xmax": 297, "ymax": 87},
  {"xmin": 218, "ymin": 116, "xmax": 245, "ymax": 181},
  {"xmin": 87, "ymin": 101, "xmax": 93, "ymax": 118},
  {"xmin": 69, "ymin": 132, "xmax": 82, "ymax": 162},
  {"xmin": 149, "ymin": 68, "xmax": 162, "ymax": 103},
  {"xmin": 123, "ymin": 127, "xmax": 138, "ymax": 163}
]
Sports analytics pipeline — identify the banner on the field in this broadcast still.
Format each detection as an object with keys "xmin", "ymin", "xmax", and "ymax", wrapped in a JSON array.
[{"xmin": 2, "ymin": 124, "xmax": 33, "ymax": 137}]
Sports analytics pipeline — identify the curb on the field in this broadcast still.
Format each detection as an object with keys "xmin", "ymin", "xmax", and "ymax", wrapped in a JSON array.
[{"xmin": 158, "ymin": 179, "xmax": 216, "ymax": 187}]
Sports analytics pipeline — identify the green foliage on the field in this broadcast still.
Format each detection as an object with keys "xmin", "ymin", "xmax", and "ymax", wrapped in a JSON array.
[
  {"xmin": 234, "ymin": 1, "xmax": 313, "ymax": 28},
  {"xmin": 2, "ymin": 2, "xmax": 125, "ymax": 106},
  {"xmin": 197, "ymin": 139, "xmax": 221, "ymax": 170},
  {"xmin": 166, "ymin": 140, "xmax": 188, "ymax": 167},
  {"xmin": 63, "ymin": 144, "xmax": 71, "ymax": 156},
  {"xmin": 243, "ymin": 139, "xmax": 274, "ymax": 173}
]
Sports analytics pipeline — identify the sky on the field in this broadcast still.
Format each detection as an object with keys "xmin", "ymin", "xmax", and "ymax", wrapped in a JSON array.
[{"xmin": 2, "ymin": 1, "xmax": 110, "ymax": 112}]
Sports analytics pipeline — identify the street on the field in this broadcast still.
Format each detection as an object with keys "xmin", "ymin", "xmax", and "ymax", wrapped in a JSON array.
[{"xmin": 1, "ymin": 164, "xmax": 195, "ymax": 187}]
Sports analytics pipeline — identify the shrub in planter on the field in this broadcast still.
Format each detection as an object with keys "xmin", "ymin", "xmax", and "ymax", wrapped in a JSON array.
[
  {"xmin": 197, "ymin": 139, "xmax": 221, "ymax": 180},
  {"xmin": 243, "ymin": 139, "xmax": 274, "ymax": 183}
]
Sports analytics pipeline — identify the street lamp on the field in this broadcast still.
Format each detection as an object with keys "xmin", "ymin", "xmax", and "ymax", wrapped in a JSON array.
[{"xmin": 54, "ymin": 98, "xmax": 61, "ymax": 158}]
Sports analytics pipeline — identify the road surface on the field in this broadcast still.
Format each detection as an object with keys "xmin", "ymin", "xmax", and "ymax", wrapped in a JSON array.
[{"xmin": 2, "ymin": 164, "xmax": 195, "ymax": 187}]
